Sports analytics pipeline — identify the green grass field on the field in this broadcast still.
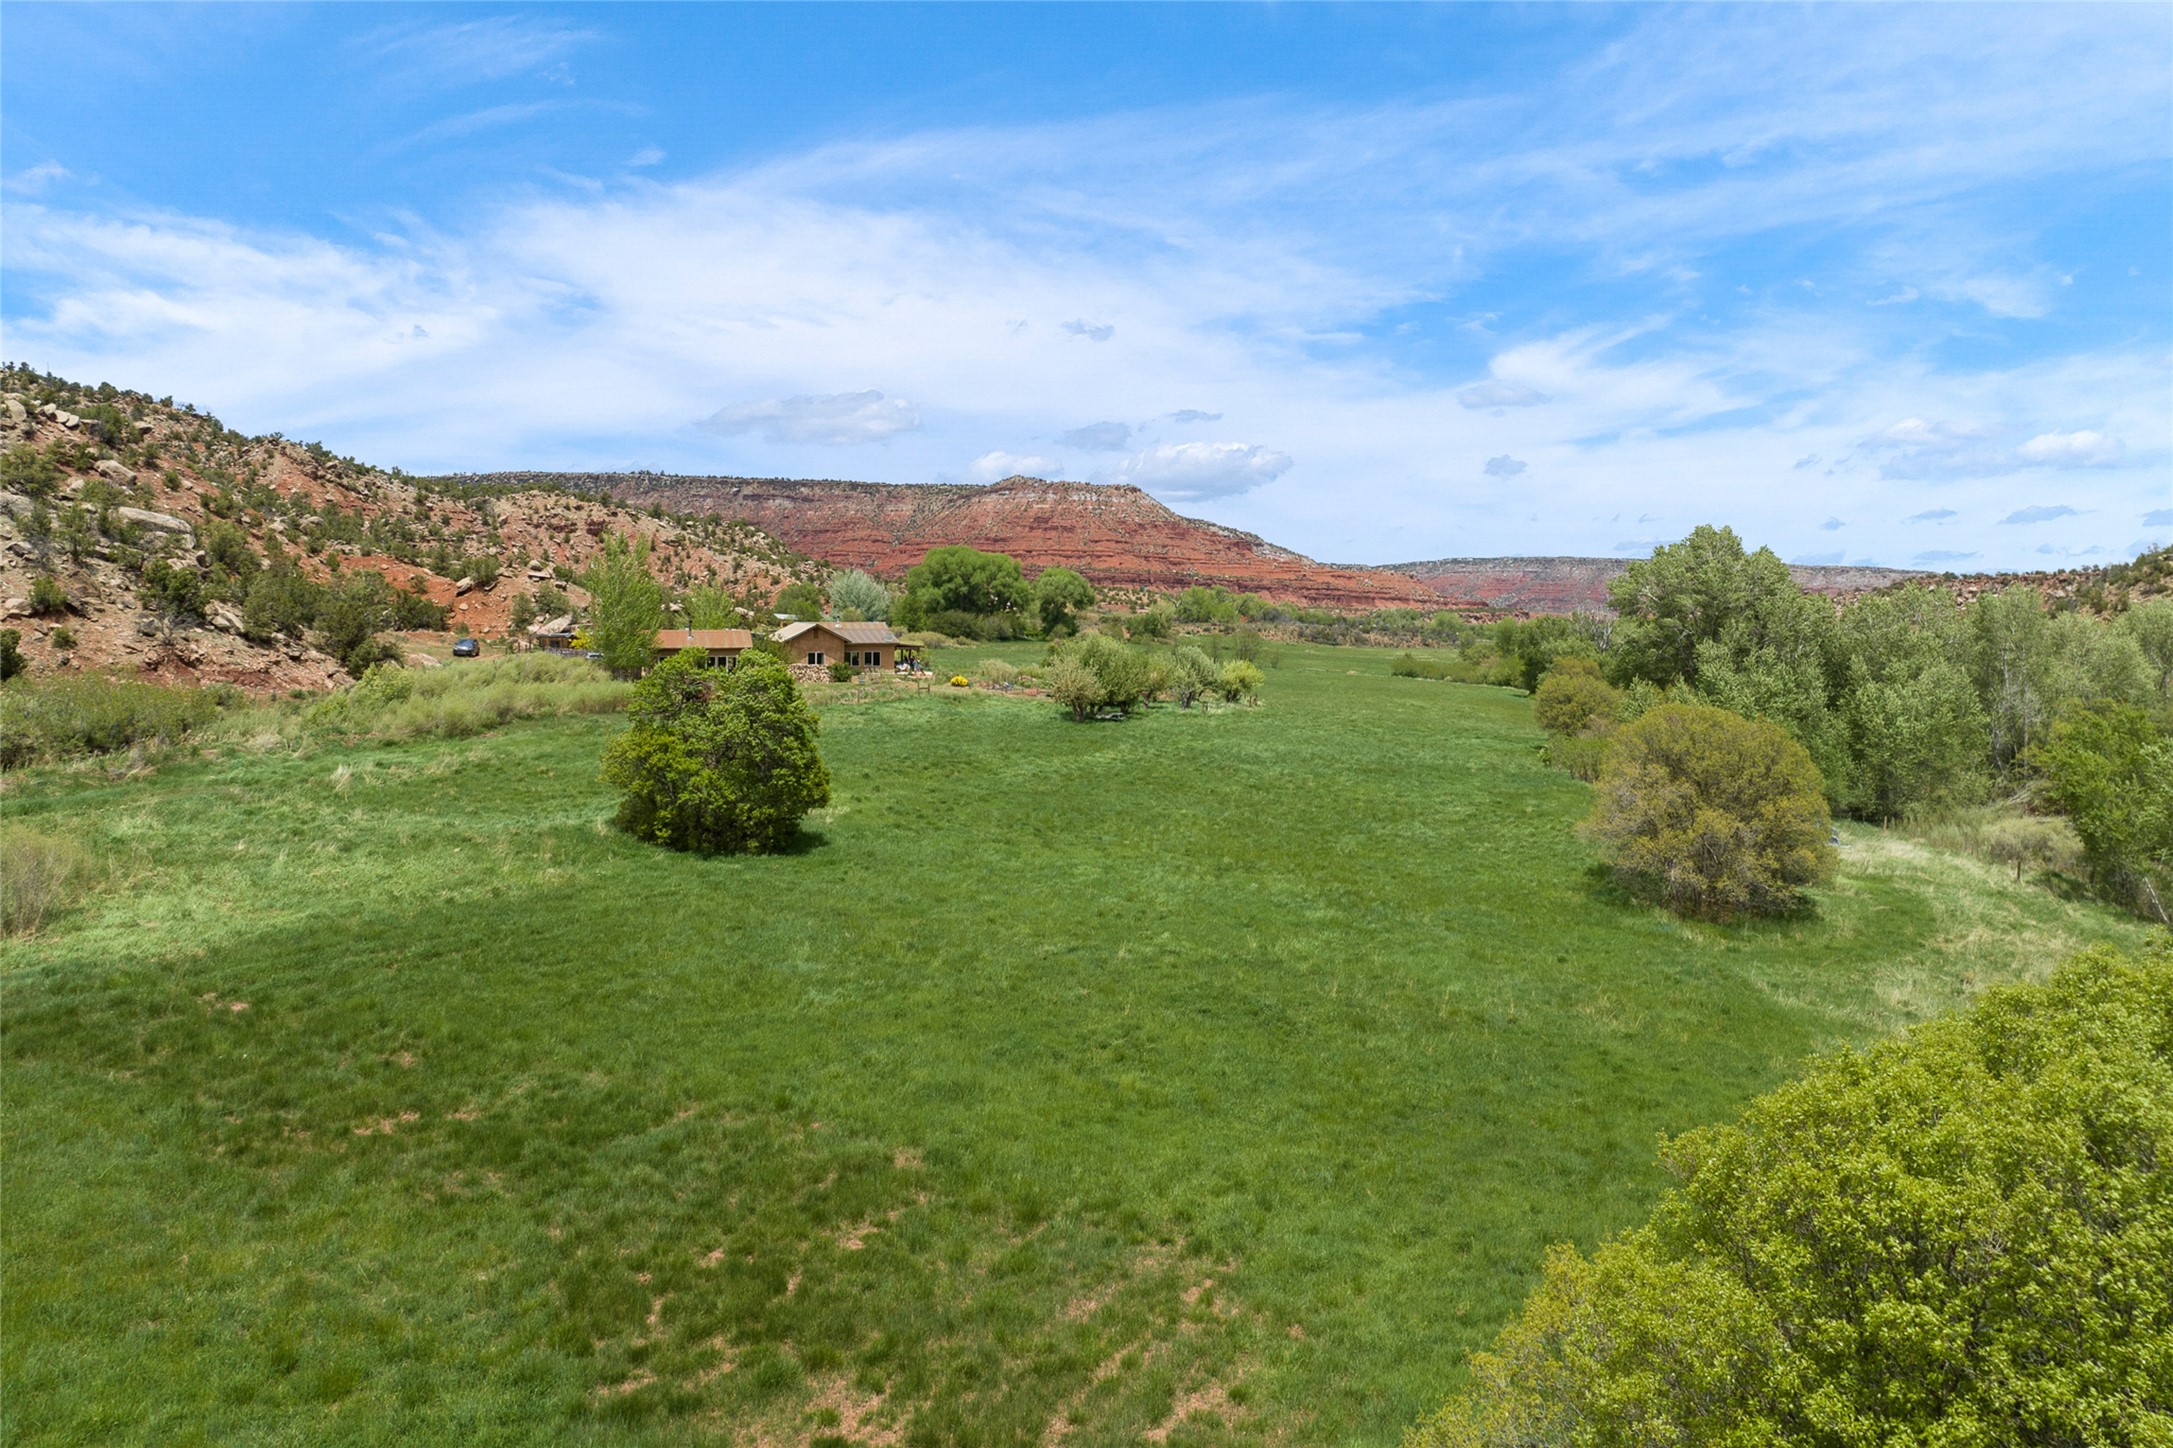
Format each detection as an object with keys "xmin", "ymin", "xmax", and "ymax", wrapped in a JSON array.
[{"xmin": 2, "ymin": 643, "xmax": 2152, "ymax": 1446}]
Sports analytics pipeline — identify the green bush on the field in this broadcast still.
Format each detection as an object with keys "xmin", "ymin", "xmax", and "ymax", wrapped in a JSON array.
[
  {"xmin": 826, "ymin": 660, "xmax": 855, "ymax": 683},
  {"xmin": 1218, "ymin": 658, "xmax": 1263, "ymax": 703},
  {"xmin": 1046, "ymin": 634, "xmax": 1150, "ymax": 721},
  {"xmin": 1580, "ymin": 702, "xmax": 1835, "ymax": 920},
  {"xmin": 0, "ymin": 443, "xmax": 63, "ymax": 499},
  {"xmin": 28, "ymin": 575, "xmax": 68, "ymax": 615},
  {"xmin": 602, "ymin": 649, "xmax": 830, "ymax": 853},
  {"xmin": 1531, "ymin": 657, "xmax": 1620, "ymax": 738},
  {"xmin": 1408, "ymin": 942, "xmax": 2173, "ymax": 1448},
  {"xmin": 0, "ymin": 630, "xmax": 21, "ymax": 683},
  {"xmin": 0, "ymin": 825, "xmax": 98, "ymax": 935},
  {"xmin": 48, "ymin": 626, "xmax": 76, "ymax": 652},
  {"xmin": 2032, "ymin": 702, "xmax": 2173, "ymax": 923},
  {"xmin": 0, "ymin": 671, "xmax": 223, "ymax": 768}
]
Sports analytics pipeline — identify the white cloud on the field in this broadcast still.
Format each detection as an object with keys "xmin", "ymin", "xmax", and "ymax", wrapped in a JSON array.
[
  {"xmin": 2018, "ymin": 430, "xmax": 2124, "ymax": 467},
  {"xmin": 628, "ymin": 147, "xmax": 666, "ymax": 168},
  {"xmin": 1114, "ymin": 442, "xmax": 1293, "ymax": 500},
  {"xmin": 700, "ymin": 391, "xmax": 921, "ymax": 446},
  {"xmin": 1484, "ymin": 455, "xmax": 1527, "ymax": 478},
  {"xmin": 1457, "ymin": 380, "xmax": 1550, "ymax": 410},
  {"xmin": 969, "ymin": 450, "xmax": 1062, "ymax": 482},
  {"xmin": 2000, "ymin": 504, "xmax": 2081, "ymax": 525}
]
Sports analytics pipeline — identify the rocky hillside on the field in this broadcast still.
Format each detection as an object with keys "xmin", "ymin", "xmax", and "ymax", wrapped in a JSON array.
[
  {"xmin": 445, "ymin": 471, "xmax": 1458, "ymax": 611},
  {"xmin": 1389, "ymin": 556, "xmax": 1929, "ymax": 614},
  {"xmin": 0, "ymin": 368, "xmax": 816, "ymax": 693}
]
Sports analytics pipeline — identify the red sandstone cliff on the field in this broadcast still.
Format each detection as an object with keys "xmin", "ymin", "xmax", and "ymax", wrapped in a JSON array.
[{"xmin": 461, "ymin": 472, "xmax": 1458, "ymax": 611}]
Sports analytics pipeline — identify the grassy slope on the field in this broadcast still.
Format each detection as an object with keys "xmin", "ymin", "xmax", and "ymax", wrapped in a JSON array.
[{"xmin": 2, "ymin": 643, "xmax": 2151, "ymax": 1447}]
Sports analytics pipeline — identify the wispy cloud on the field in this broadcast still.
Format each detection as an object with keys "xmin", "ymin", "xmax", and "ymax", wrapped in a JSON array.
[
  {"xmin": 3, "ymin": 162, "xmax": 70, "ymax": 196},
  {"xmin": 2000, "ymin": 504, "xmax": 2081, "ymax": 525},
  {"xmin": 1483, "ymin": 455, "xmax": 1527, "ymax": 478},
  {"xmin": 700, "ymin": 392, "xmax": 920, "ymax": 446},
  {"xmin": 354, "ymin": 16, "xmax": 599, "ymax": 90},
  {"xmin": 1058, "ymin": 421, "xmax": 1130, "ymax": 451}
]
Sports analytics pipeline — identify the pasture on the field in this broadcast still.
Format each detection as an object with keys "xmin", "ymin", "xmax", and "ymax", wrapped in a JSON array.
[{"xmin": 1, "ymin": 642, "xmax": 2151, "ymax": 1446}]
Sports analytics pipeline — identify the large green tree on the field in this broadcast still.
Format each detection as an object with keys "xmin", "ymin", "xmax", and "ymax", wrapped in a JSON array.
[
  {"xmin": 601, "ymin": 648, "xmax": 830, "ymax": 853},
  {"xmin": 2033, "ymin": 702, "xmax": 2173, "ymax": 923},
  {"xmin": 826, "ymin": 568, "xmax": 892, "ymax": 622},
  {"xmin": 1409, "ymin": 942, "xmax": 2173, "ymax": 1448},
  {"xmin": 1604, "ymin": 525, "xmax": 1805, "ymax": 691},
  {"xmin": 900, "ymin": 546, "xmax": 1029, "ymax": 619},
  {"xmin": 1032, "ymin": 566, "xmax": 1096, "ymax": 636},
  {"xmin": 583, "ymin": 533, "xmax": 665, "ymax": 678}
]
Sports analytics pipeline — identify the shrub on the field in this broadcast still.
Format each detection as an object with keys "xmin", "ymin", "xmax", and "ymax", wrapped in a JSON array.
[
  {"xmin": 1047, "ymin": 634, "xmax": 1150, "ymax": 720},
  {"xmin": 1390, "ymin": 652, "xmax": 1450, "ymax": 681},
  {"xmin": 0, "ymin": 826, "xmax": 97, "ymax": 935},
  {"xmin": 980, "ymin": 659, "xmax": 1020, "ymax": 688},
  {"xmin": 1408, "ymin": 942, "xmax": 2173, "ymax": 1448},
  {"xmin": 48, "ymin": 626, "xmax": 76, "ymax": 652},
  {"xmin": 1580, "ymin": 702, "xmax": 1836, "ymax": 920},
  {"xmin": 1541, "ymin": 733, "xmax": 1610, "ymax": 783},
  {"xmin": 138, "ymin": 558, "xmax": 207, "ymax": 630},
  {"xmin": 28, "ymin": 575, "xmax": 68, "ymax": 615},
  {"xmin": 0, "ymin": 671, "xmax": 223, "ymax": 768},
  {"xmin": 602, "ymin": 649, "xmax": 830, "ymax": 854},
  {"xmin": 827, "ymin": 660, "xmax": 855, "ymax": 683},
  {"xmin": 0, "ymin": 444, "xmax": 63, "ymax": 499},
  {"xmin": 949, "ymin": 674, "xmax": 969, "ymax": 688},
  {"xmin": 0, "ymin": 630, "xmax": 21, "ymax": 682},
  {"xmin": 1218, "ymin": 659, "xmax": 1263, "ymax": 703},
  {"xmin": 1531, "ymin": 657, "xmax": 1619, "ymax": 737}
]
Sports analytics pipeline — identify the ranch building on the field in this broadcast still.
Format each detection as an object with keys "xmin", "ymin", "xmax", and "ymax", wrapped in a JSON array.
[
  {"xmin": 653, "ymin": 627, "xmax": 753, "ymax": 667},
  {"xmin": 775, "ymin": 620, "xmax": 901, "ymax": 670}
]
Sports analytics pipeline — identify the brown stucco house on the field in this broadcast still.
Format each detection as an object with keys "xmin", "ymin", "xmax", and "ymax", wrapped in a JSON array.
[
  {"xmin": 653, "ymin": 627, "xmax": 754, "ymax": 667},
  {"xmin": 774, "ymin": 620, "xmax": 900, "ymax": 670}
]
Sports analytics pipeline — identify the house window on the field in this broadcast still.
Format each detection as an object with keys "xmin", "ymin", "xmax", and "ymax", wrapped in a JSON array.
[{"xmin": 807, "ymin": 651, "xmax": 824, "ymax": 665}]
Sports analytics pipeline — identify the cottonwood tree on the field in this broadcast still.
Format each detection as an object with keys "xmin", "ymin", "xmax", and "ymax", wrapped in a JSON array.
[
  {"xmin": 583, "ymin": 533, "xmax": 664, "ymax": 677},
  {"xmin": 826, "ymin": 568, "xmax": 892, "ymax": 622}
]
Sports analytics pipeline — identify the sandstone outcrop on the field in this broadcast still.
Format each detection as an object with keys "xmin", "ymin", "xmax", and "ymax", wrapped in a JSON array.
[
  {"xmin": 1389, "ymin": 556, "xmax": 1927, "ymax": 615},
  {"xmin": 456, "ymin": 471, "xmax": 1458, "ymax": 610}
]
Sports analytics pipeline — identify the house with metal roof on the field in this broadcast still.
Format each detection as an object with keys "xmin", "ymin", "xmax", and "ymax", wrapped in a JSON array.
[
  {"xmin": 653, "ymin": 627, "xmax": 754, "ymax": 667},
  {"xmin": 774, "ymin": 620, "xmax": 901, "ymax": 671}
]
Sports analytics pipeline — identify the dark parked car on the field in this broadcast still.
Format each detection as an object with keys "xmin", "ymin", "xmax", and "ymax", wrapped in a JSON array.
[{"xmin": 452, "ymin": 638, "xmax": 480, "ymax": 658}]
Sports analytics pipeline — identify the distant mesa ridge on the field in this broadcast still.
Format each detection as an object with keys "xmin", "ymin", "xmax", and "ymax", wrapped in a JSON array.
[
  {"xmin": 1389, "ymin": 556, "xmax": 1926, "ymax": 614},
  {"xmin": 452, "ymin": 471, "xmax": 1461, "ymax": 610}
]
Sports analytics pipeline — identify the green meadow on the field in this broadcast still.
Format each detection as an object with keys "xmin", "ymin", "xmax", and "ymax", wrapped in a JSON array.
[{"xmin": 2, "ymin": 643, "xmax": 2152, "ymax": 1447}]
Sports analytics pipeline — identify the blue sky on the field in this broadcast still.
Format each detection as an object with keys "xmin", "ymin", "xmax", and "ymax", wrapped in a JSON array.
[{"xmin": 3, "ymin": 3, "xmax": 2168, "ymax": 570}]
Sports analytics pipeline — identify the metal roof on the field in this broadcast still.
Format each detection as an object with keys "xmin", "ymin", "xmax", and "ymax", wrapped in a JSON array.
[
  {"xmin": 655, "ymin": 628, "xmax": 753, "ymax": 651},
  {"xmin": 774, "ymin": 620, "xmax": 900, "ymax": 645}
]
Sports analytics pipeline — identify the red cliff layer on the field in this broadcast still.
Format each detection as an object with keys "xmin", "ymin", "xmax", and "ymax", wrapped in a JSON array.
[{"xmin": 469, "ymin": 472, "xmax": 1458, "ymax": 611}]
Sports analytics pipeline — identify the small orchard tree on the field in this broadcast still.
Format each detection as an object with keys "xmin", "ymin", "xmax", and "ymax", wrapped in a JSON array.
[
  {"xmin": 601, "ymin": 649, "xmax": 830, "ymax": 853},
  {"xmin": 1580, "ymin": 701, "xmax": 1835, "ymax": 919},
  {"xmin": 1168, "ymin": 646, "xmax": 1220, "ymax": 708},
  {"xmin": 1047, "ymin": 633, "xmax": 1149, "ymax": 720},
  {"xmin": 583, "ymin": 533, "xmax": 664, "ymax": 677},
  {"xmin": 1218, "ymin": 659, "xmax": 1263, "ymax": 703}
]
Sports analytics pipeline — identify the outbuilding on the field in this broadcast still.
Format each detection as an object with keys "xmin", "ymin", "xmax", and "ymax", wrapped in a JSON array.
[
  {"xmin": 774, "ymin": 620, "xmax": 901, "ymax": 671},
  {"xmin": 653, "ymin": 627, "xmax": 753, "ymax": 667}
]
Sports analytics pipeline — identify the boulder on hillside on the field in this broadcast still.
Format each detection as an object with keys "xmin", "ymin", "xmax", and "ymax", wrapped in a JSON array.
[
  {"xmin": 406, "ymin": 653, "xmax": 443, "ymax": 669},
  {"xmin": 114, "ymin": 506, "xmax": 192, "ymax": 537},
  {"xmin": 96, "ymin": 459, "xmax": 139, "ymax": 487},
  {"xmin": 454, "ymin": 576, "xmax": 475, "ymax": 595},
  {"xmin": 207, "ymin": 603, "xmax": 247, "ymax": 634}
]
